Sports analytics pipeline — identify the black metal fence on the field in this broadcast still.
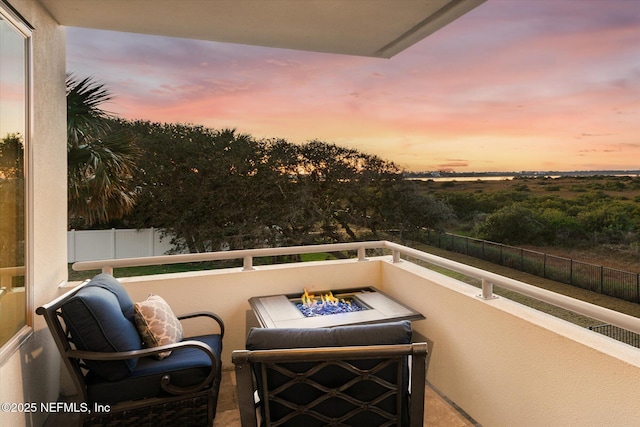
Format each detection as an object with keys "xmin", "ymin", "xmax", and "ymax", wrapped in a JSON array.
[
  {"xmin": 589, "ymin": 324, "xmax": 640, "ymax": 348},
  {"xmin": 419, "ymin": 230, "xmax": 640, "ymax": 304}
]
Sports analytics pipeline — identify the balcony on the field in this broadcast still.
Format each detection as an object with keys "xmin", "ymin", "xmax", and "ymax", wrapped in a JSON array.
[{"xmin": 55, "ymin": 241, "xmax": 640, "ymax": 426}]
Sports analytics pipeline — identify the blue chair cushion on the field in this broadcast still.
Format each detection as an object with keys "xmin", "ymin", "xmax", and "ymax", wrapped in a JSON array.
[
  {"xmin": 86, "ymin": 334, "xmax": 222, "ymax": 404},
  {"xmin": 246, "ymin": 321, "xmax": 412, "ymax": 426},
  {"xmin": 62, "ymin": 284, "xmax": 142, "ymax": 381},
  {"xmin": 84, "ymin": 273, "xmax": 136, "ymax": 323}
]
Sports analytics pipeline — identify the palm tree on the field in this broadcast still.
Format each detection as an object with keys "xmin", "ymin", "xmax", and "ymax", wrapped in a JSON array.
[{"xmin": 67, "ymin": 74, "xmax": 138, "ymax": 227}]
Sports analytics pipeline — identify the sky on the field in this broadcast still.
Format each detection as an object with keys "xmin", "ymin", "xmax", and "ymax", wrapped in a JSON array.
[{"xmin": 66, "ymin": 0, "xmax": 640, "ymax": 173}]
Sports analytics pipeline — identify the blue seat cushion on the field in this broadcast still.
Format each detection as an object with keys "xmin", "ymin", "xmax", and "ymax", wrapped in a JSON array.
[
  {"xmin": 62, "ymin": 283, "xmax": 142, "ymax": 381},
  {"xmin": 86, "ymin": 334, "xmax": 222, "ymax": 404},
  {"xmin": 246, "ymin": 321, "xmax": 412, "ymax": 426}
]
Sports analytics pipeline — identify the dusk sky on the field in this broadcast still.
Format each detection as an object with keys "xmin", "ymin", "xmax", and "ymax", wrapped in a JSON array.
[{"xmin": 66, "ymin": 0, "xmax": 640, "ymax": 173}]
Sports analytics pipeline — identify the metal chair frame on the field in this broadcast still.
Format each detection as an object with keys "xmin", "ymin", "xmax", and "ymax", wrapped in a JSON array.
[
  {"xmin": 37, "ymin": 281, "xmax": 224, "ymax": 426},
  {"xmin": 233, "ymin": 342, "xmax": 427, "ymax": 427}
]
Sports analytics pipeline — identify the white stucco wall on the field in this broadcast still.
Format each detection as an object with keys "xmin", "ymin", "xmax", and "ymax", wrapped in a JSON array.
[
  {"xmin": 0, "ymin": 1, "xmax": 67, "ymax": 426},
  {"xmin": 381, "ymin": 260, "xmax": 640, "ymax": 427}
]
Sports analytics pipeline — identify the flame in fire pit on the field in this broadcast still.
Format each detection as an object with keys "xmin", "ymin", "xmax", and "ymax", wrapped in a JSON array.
[{"xmin": 297, "ymin": 288, "xmax": 367, "ymax": 317}]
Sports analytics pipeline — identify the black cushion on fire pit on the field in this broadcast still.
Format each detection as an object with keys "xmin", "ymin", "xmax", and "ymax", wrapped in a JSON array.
[{"xmin": 246, "ymin": 321, "xmax": 413, "ymax": 426}]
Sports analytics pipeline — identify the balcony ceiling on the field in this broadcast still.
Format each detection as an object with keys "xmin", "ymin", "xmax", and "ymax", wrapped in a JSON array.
[{"xmin": 37, "ymin": 0, "xmax": 485, "ymax": 58}]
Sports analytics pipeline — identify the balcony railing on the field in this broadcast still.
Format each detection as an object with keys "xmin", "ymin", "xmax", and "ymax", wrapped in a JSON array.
[
  {"xmin": 73, "ymin": 240, "xmax": 640, "ymax": 336},
  {"xmin": 71, "ymin": 240, "xmax": 640, "ymax": 426}
]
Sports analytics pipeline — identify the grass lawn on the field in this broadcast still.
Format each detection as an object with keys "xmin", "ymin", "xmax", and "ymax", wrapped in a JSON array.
[
  {"xmin": 68, "ymin": 253, "xmax": 338, "ymax": 281},
  {"xmin": 67, "ymin": 261, "xmax": 235, "ymax": 282}
]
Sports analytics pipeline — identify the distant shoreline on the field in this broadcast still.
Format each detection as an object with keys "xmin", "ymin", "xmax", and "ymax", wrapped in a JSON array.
[{"xmin": 404, "ymin": 170, "xmax": 640, "ymax": 180}]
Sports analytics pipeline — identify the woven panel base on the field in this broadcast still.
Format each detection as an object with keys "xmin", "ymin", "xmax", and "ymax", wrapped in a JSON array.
[{"xmin": 83, "ymin": 394, "xmax": 211, "ymax": 427}]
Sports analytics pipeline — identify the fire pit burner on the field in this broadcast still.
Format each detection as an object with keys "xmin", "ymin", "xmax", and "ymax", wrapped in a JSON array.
[
  {"xmin": 249, "ymin": 286, "xmax": 425, "ymax": 329},
  {"xmin": 296, "ymin": 289, "xmax": 368, "ymax": 317}
]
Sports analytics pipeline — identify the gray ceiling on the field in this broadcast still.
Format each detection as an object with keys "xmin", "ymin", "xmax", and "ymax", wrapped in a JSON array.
[{"xmin": 37, "ymin": 0, "xmax": 485, "ymax": 58}]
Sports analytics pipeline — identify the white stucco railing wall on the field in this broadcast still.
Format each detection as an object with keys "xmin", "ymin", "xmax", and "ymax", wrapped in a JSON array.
[{"xmin": 67, "ymin": 228, "xmax": 176, "ymax": 262}]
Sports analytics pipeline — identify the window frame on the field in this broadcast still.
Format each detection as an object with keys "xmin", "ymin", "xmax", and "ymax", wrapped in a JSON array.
[{"xmin": 0, "ymin": 0, "xmax": 34, "ymax": 362}]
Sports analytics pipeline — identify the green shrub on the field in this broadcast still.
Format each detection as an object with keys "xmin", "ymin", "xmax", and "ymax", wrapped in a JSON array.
[{"xmin": 478, "ymin": 203, "xmax": 545, "ymax": 245}]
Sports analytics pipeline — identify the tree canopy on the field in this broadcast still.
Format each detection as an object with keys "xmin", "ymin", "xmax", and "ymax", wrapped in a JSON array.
[
  {"xmin": 119, "ymin": 121, "xmax": 451, "ymax": 252},
  {"xmin": 66, "ymin": 75, "xmax": 455, "ymax": 250}
]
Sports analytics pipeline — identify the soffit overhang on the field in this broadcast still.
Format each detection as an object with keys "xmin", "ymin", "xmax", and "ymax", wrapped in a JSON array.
[{"xmin": 37, "ymin": 0, "xmax": 486, "ymax": 58}]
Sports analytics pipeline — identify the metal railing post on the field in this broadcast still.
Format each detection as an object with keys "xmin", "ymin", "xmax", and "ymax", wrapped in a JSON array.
[
  {"xmin": 357, "ymin": 247, "xmax": 367, "ymax": 261},
  {"xmin": 479, "ymin": 279, "xmax": 496, "ymax": 300},
  {"xmin": 243, "ymin": 255, "xmax": 254, "ymax": 271},
  {"xmin": 392, "ymin": 250, "xmax": 401, "ymax": 263}
]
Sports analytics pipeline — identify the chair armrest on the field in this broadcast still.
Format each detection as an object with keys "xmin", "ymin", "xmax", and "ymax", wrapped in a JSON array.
[
  {"xmin": 178, "ymin": 311, "xmax": 225, "ymax": 339},
  {"xmin": 70, "ymin": 340, "xmax": 220, "ymax": 395}
]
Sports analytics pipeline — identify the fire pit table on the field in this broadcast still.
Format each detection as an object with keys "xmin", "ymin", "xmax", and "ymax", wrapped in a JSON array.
[{"xmin": 248, "ymin": 286, "xmax": 425, "ymax": 329}]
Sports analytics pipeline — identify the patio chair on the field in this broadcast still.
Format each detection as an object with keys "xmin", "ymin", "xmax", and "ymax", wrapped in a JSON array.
[
  {"xmin": 36, "ymin": 273, "xmax": 224, "ymax": 427},
  {"xmin": 232, "ymin": 321, "xmax": 427, "ymax": 427}
]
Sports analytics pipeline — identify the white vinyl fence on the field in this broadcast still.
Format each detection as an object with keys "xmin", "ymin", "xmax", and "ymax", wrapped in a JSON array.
[{"xmin": 67, "ymin": 228, "xmax": 180, "ymax": 263}]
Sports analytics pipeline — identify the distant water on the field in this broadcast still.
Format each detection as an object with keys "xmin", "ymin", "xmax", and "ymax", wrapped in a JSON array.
[
  {"xmin": 408, "ymin": 176, "xmax": 516, "ymax": 182},
  {"xmin": 408, "ymin": 173, "xmax": 638, "ymax": 182}
]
